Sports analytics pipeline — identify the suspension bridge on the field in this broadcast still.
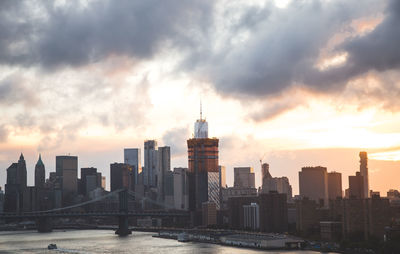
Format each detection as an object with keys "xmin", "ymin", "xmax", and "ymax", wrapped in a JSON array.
[{"xmin": 0, "ymin": 189, "xmax": 189, "ymax": 236}]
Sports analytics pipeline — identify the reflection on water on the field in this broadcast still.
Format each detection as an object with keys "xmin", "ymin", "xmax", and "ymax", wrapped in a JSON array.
[{"xmin": 0, "ymin": 230, "xmax": 323, "ymax": 254}]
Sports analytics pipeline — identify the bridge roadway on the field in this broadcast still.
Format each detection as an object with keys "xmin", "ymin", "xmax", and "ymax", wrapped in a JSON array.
[{"xmin": 0, "ymin": 211, "xmax": 190, "ymax": 219}]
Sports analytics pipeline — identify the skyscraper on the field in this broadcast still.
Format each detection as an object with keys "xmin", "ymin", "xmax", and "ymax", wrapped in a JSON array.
[
  {"xmin": 80, "ymin": 167, "xmax": 97, "ymax": 196},
  {"xmin": 299, "ymin": 166, "xmax": 328, "ymax": 206},
  {"xmin": 187, "ymin": 109, "xmax": 219, "ymax": 212},
  {"xmin": 34, "ymin": 154, "xmax": 45, "ymax": 188},
  {"xmin": 359, "ymin": 151, "xmax": 369, "ymax": 198},
  {"xmin": 56, "ymin": 155, "xmax": 78, "ymax": 201},
  {"xmin": 124, "ymin": 148, "xmax": 141, "ymax": 185},
  {"xmin": 17, "ymin": 153, "xmax": 27, "ymax": 189},
  {"xmin": 144, "ymin": 140, "xmax": 158, "ymax": 187}
]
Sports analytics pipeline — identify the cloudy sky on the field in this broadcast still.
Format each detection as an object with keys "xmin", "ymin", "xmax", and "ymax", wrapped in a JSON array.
[{"xmin": 1, "ymin": 0, "xmax": 400, "ymax": 194}]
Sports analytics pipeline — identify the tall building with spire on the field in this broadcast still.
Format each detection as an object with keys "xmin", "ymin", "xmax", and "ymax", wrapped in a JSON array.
[
  {"xmin": 187, "ymin": 104, "xmax": 219, "ymax": 214},
  {"xmin": 35, "ymin": 154, "xmax": 45, "ymax": 188},
  {"xmin": 359, "ymin": 151, "xmax": 369, "ymax": 198},
  {"xmin": 17, "ymin": 153, "xmax": 27, "ymax": 189}
]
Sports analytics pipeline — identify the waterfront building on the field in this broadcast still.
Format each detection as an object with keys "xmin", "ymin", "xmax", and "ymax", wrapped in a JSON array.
[
  {"xmin": 243, "ymin": 203, "xmax": 260, "ymax": 230},
  {"xmin": 110, "ymin": 163, "xmax": 133, "ymax": 192},
  {"xmin": 202, "ymin": 201, "xmax": 217, "ymax": 226},
  {"xmin": 258, "ymin": 192, "xmax": 288, "ymax": 233},
  {"xmin": 359, "ymin": 151, "xmax": 369, "ymax": 198},
  {"xmin": 56, "ymin": 155, "xmax": 78, "ymax": 203},
  {"xmin": 299, "ymin": 166, "xmax": 328, "ymax": 206},
  {"xmin": 173, "ymin": 167, "xmax": 189, "ymax": 210},
  {"xmin": 124, "ymin": 148, "xmax": 141, "ymax": 185},
  {"xmin": 34, "ymin": 154, "xmax": 45, "ymax": 188},
  {"xmin": 328, "ymin": 171, "xmax": 342, "ymax": 200},
  {"xmin": 234, "ymin": 167, "xmax": 255, "ymax": 188},
  {"xmin": 144, "ymin": 140, "xmax": 158, "ymax": 187}
]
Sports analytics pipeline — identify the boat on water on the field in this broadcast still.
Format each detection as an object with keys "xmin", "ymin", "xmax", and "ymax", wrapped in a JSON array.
[
  {"xmin": 48, "ymin": 244, "xmax": 57, "ymax": 250},
  {"xmin": 177, "ymin": 232, "xmax": 190, "ymax": 242}
]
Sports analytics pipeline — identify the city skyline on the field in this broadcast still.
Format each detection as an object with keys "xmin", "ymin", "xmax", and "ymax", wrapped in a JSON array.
[{"xmin": 1, "ymin": 0, "xmax": 400, "ymax": 196}]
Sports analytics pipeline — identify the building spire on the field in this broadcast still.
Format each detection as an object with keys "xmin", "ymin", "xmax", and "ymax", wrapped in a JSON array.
[{"xmin": 200, "ymin": 100, "xmax": 202, "ymax": 120}]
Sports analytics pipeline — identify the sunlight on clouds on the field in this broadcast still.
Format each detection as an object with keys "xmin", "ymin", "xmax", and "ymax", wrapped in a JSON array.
[
  {"xmin": 317, "ymin": 52, "xmax": 348, "ymax": 71},
  {"xmin": 370, "ymin": 150, "xmax": 400, "ymax": 161}
]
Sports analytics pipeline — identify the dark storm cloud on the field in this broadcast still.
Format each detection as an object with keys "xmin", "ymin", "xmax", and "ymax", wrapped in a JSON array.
[
  {"xmin": 0, "ymin": 0, "xmax": 214, "ymax": 69},
  {"xmin": 337, "ymin": 0, "xmax": 400, "ymax": 77}
]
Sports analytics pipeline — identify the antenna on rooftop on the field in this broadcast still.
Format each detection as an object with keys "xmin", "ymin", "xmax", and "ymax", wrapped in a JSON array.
[{"xmin": 200, "ymin": 99, "xmax": 202, "ymax": 120}]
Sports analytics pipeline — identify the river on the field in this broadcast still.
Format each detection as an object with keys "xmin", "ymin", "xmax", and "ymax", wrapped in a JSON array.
[{"xmin": 0, "ymin": 230, "xmax": 329, "ymax": 254}]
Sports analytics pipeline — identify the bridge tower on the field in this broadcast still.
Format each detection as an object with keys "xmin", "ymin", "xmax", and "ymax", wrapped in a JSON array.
[{"xmin": 115, "ymin": 189, "xmax": 132, "ymax": 236}]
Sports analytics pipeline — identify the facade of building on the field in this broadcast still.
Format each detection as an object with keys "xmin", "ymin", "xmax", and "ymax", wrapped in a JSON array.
[
  {"xmin": 221, "ymin": 187, "xmax": 258, "ymax": 209},
  {"xmin": 234, "ymin": 167, "xmax": 255, "ymax": 188},
  {"xmin": 328, "ymin": 171, "xmax": 342, "ymax": 200},
  {"xmin": 144, "ymin": 140, "xmax": 158, "ymax": 187},
  {"xmin": 349, "ymin": 172, "xmax": 365, "ymax": 199},
  {"xmin": 124, "ymin": 148, "xmax": 141, "ymax": 185},
  {"xmin": 187, "ymin": 137, "xmax": 219, "ymax": 211},
  {"xmin": 80, "ymin": 167, "xmax": 97, "ymax": 196},
  {"xmin": 157, "ymin": 146, "xmax": 171, "ymax": 202},
  {"xmin": 299, "ymin": 166, "xmax": 328, "ymax": 206},
  {"xmin": 56, "ymin": 155, "xmax": 78, "ymax": 202},
  {"xmin": 110, "ymin": 163, "xmax": 133, "ymax": 192}
]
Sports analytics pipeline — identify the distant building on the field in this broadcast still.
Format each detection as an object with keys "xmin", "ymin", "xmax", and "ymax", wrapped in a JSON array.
[
  {"xmin": 219, "ymin": 165, "xmax": 226, "ymax": 208},
  {"xmin": 348, "ymin": 172, "xmax": 365, "ymax": 199},
  {"xmin": 208, "ymin": 171, "xmax": 220, "ymax": 209},
  {"xmin": 173, "ymin": 167, "xmax": 189, "ymax": 210},
  {"xmin": 243, "ymin": 203, "xmax": 260, "ymax": 230},
  {"xmin": 101, "ymin": 176, "xmax": 106, "ymax": 189},
  {"xmin": 328, "ymin": 172, "xmax": 342, "ymax": 200},
  {"xmin": 34, "ymin": 154, "xmax": 45, "ymax": 188},
  {"xmin": 261, "ymin": 164, "xmax": 293, "ymax": 201},
  {"xmin": 4, "ymin": 154, "xmax": 28, "ymax": 212},
  {"xmin": 144, "ymin": 140, "xmax": 158, "ymax": 187},
  {"xmin": 359, "ymin": 151, "xmax": 369, "ymax": 198},
  {"xmin": 234, "ymin": 167, "xmax": 255, "ymax": 188},
  {"xmin": 56, "ymin": 155, "xmax": 78, "ymax": 202},
  {"xmin": 261, "ymin": 163, "xmax": 272, "ymax": 186},
  {"xmin": 110, "ymin": 163, "xmax": 133, "ymax": 192},
  {"xmin": 0, "ymin": 188, "xmax": 4, "ymax": 213},
  {"xmin": 299, "ymin": 166, "xmax": 328, "ymax": 206},
  {"xmin": 164, "ymin": 170, "xmax": 174, "ymax": 208},
  {"xmin": 80, "ymin": 167, "xmax": 97, "ymax": 196},
  {"xmin": 124, "ymin": 148, "xmax": 141, "ymax": 185},
  {"xmin": 157, "ymin": 146, "xmax": 171, "ymax": 202}
]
